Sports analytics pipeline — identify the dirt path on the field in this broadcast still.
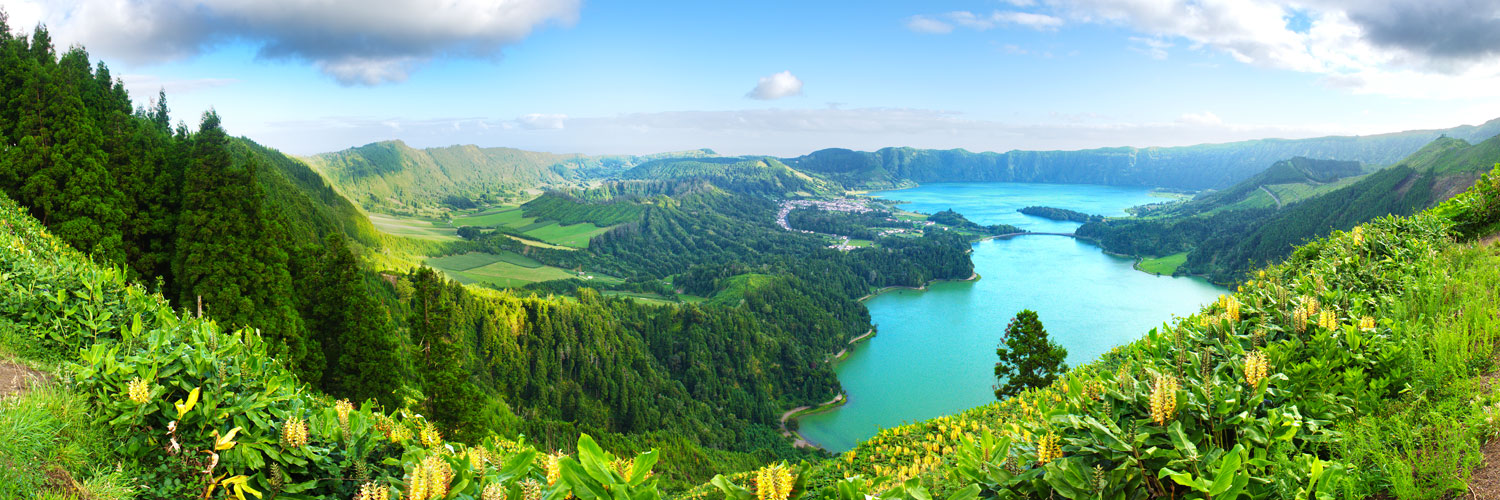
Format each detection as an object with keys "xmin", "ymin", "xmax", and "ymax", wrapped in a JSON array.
[
  {"xmin": 1260, "ymin": 185, "xmax": 1283, "ymax": 208},
  {"xmin": 0, "ymin": 359, "xmax": 47, "ymax": 399}
]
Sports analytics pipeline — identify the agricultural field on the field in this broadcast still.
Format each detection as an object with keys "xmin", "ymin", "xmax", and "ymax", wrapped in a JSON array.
[
  {"xmin": 424, "ymin": 251, "xmax": 581, "ymax": 287},
  {"xmin": 367, "ymin": 213, "xmax": 460, "ymax": 241},
  {"xmin": 446, "ymin": 205, "xmax": 617, "ymax": 249},
  {"xmin": 451, "ymin": 206, "xmax": 532, "ymax": 227}
]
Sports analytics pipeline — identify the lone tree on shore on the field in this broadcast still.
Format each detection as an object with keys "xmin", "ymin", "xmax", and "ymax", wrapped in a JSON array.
[{"xmin": 994, "ymin": 309, "xmax": 1069, "ymax": 400}]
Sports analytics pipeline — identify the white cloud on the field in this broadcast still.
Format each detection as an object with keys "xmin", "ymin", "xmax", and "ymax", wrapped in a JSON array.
[
  {"xmin": 1049, "ymin": 0, "xmax": 1500, "ymax": 98},
  {"xmin": 1177, "ymin": 111, "xmax": 1222, "ymax": 125},
  {"xmin": 9, "ymin": 0, "xmax": 580, "ymax": 85},
  {"xmin": 517, "ymin": 113, "xmax": 567, "ymax": 130},
  {"xmin": 746, "ymin": 71, "xmax": 804, "ymax": 100},
  {"xmin": 1128, "ymin": 37, "xmax": 1173, "ymax": 59},
  {"xmin": 904, "ymin": 15, "xmax": 954, "ymax": 34},
  {"xmin": 905, "ymin": 10, "xmax": 1064, "ymax": 33}
]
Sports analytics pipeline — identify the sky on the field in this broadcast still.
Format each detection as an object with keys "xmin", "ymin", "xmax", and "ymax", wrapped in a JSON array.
[{"xmin": 5, "ymin": 0, "xmax": 1500, "ymax": 157}]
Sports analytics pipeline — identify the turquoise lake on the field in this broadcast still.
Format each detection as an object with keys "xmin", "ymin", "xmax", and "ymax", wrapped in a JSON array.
[{"xmin": 796, "ymin": 183, "xmax": 1223, "ymax": 451}]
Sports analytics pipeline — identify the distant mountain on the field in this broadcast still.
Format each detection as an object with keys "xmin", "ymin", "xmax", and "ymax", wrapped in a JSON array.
[
  {"xmin": 617, "ymin": 157, "xmax": 837, "ymax": 197},
  {"xmin": 784, "ymin": 119, "xmax": 1500, "ymax": 191},
  {"xmin": 1079, "ymin": 134, "xmax": 1500, "ymax": 282},
  {"xmin": 304, "ymin": 140, "xmax": 716, "ymax": 213}
]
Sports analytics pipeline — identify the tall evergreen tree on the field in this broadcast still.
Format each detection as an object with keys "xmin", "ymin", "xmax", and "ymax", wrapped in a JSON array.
[
  {"xmin": 300, "ymin": 232, "xmax": 405, "ymax": 405},
  {"xmin": 408, "ymin": 267, "xmax": 488, "ymax": 439},
  {"xmin": 175, "ymin": 111, "xmax": 306, "ymax": 364},
  {"xmin": 993, "ymin": 309, "xmax": 1069, "ymax": 400}
]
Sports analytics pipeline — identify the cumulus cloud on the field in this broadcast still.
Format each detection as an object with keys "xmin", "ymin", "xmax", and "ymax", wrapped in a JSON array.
[
  {"xmin": 746, "ymin": 71, "xmax": 804, "ymax": 100},
  {"xmin": 907, "ymin": 10, "xmax": 1064, "ymax": 33},
  {"xmin": 10, "ymin": 0, "xmax": 580, "ymax": 85},
  {"xmin": 1047, "ymin": 0, "xmax": 1500, "ymax": 98}
]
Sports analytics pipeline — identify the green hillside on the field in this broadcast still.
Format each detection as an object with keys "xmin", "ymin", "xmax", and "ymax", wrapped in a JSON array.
[
  {"xmin": 305, "ymin": 140, "xmax": 717, "ymax": 214},
  {"xmin": 1078, "ymin": 136, "xmax": 1500, "ymax": 282},
  {"xmin": 618, "ymin": 157, "xmax": 837, "ymax": 197},
  {"xmin": 786, "ymin": 122, "xmax": 1500, "ymax": 191},
  {"xmin": 7, "ymin": 154, "xmax": 1500, "ymax": 499}
]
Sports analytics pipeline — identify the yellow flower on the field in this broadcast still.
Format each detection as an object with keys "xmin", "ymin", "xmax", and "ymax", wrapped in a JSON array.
[
  {"xmin": 217, "ymin": 475, "xmax": 263, "ymax": 500},
  {"xmin": 1244, "ymin": 351, "xmax": 1268, "ymax": 387},
  {"xmin": 1351, "ymin": 226, "xmax": 1364, "ymax": 246},
  {"xmin": 1293, "ymin": 306, "xmax": 1309, "ymax": 334},
  {"xmin": 355, "ymin": 482, "xmax": 389, "ymax": 500},
  {"xmin": 336, "ymin": 399, "xmax": 354, "ymax": 429},
  {"xmin": 755, "ymin": 464, "xmax": 796, "ymax": 500},
  {"xmin": 282, "ymin": 416, "xmax": 310, "ymax": 448},
  {"xmin": 1359, "ymin": 316, "xmax": 1376, "ymax": 332},
  {"xmin": 1223, "ymin": 295, "xmax": 1241, "ymax": 323},
  {"xmin": 545, "ymin": 452, "xmax": 566, "ymax": 486},
  {"xmin": 174, "ymin": 387, "xmax": 200, "ymax": 418},
  {"xmin": 1319, "ymin": 310, "xmax": 1337, "ymax": 330},
  {"xmin": 126, "ymin": 377, "xmax": 152, "ymax": 405},
  {"xmin": 519, "ymin": 479, "xmax": 544, "ymax": 500},
  {"xmin": 482, "ymin": 483, "xmax": 506, "ymax": 500},
  {"xmin": 422, "ymin": 456, "xmax": 452, "ymax": 500},
  {"xmin": 1150, "ymin": 375, "xmax": 1178, "ymax": 425},
  {"xmin": 1036, "ymin": 432, "xmax": 1062, "ymax": 465},
  {"xmin": 419, "ymin": 422, "xmax": 443, "ymax": 448}
]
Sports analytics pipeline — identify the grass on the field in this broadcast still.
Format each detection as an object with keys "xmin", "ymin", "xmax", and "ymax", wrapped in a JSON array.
[
  {"xmin": 451, "ymin": 206, "xmax": 531, "ymax": 228},
  {"xmin": 456, "ymin": 261, "xmax": 579, "ymax": 287},
  {"xmin": 367, "ymin": 212, "xmax": 460, "ymax": 242},
  {"xmin": 425, "ymin": 251, "xmax": 506, "ymax": 271},
  {"xmin": 0, "ymin": 382, "xmax": 134, "ymax": 499},
  {"xmin": 426, "ymin": 251, "xmax": 579, "ymax": 287},
  {"xmin": 708, "ymin": 273, "xmax": 776, "ymax": 306},
  {"xmin": 522, "ymin": 221, "xmax": 613, "ymax": 249},
  {"xmin": 1137, "ymin": 251, "xmax": 1188, "ymax": 275},
  {"xmin": 847, "ymin": 239, "xmax": 874, "ymax": 248},
  {"xmin": 504, "ymin": 235, "xmax": 576, "ymax": 251}
]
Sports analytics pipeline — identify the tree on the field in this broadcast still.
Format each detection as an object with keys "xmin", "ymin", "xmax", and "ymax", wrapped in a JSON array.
[
  {"xmin": 456, "ymin": 225, "xmax": 481, "ymax": 240},
  {"xmin": 993, "ymin": 309, "xmax": 1068, "ymax": 400}
]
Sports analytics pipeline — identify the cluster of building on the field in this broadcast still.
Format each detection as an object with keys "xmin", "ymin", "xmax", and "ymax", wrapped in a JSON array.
[{"xmin": 775, "ymin": 199, "xmax": 875, "ymax": 232}]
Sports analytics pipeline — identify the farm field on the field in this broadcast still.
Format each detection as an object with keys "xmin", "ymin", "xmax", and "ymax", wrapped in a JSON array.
[
  {"xmin": 424, "ymin": 251, "xmax": 581, "ymax": 287},
  {"xmin": 368, "ymin": 213, "xmax": 460, "ymax": 241},
  {"xmin": 446, "ymin": 206, "xmax": 616, "ymax": 249}
]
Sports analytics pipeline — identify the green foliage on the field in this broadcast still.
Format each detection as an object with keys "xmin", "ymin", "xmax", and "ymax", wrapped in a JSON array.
[
  {"xmin": 1081, "ymin": 135, "xmax": 1500, "ymax": 282},
  {"xmin": 926, "ymin": 209, "xmax": 1023, "ymax": 234},
  {"xmin": 523, "ymin": 192, "xmax": 645, "ymax": 227},
  {"xmin": 991, "ymin": 310, "xmax": 1068, "ymax": 400},
  {"xmin": 1017, "ymin": 206, "xmax": 1101, "ymax": 223}
]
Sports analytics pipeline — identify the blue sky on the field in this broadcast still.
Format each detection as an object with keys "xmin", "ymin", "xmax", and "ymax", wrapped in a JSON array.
[{"xmin": 7, "ymin": 0, "xmax": 1500, "ymax": 156}]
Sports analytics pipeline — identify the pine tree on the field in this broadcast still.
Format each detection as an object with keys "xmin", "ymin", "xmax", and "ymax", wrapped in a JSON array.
[
  {"xmin": 175, "ymin": 111, "xmax": 306, "ymax": 366},
  {"xmin": 993, "ymin": 309, "xmax": 1069, "ymax": 400},
  {"xmin": 408, "ymin": 267, "xmax": 488, "ymax": 439},
  {"xmin": 301, "ymin": 232, "xmax": 405, "ymax": 405}
]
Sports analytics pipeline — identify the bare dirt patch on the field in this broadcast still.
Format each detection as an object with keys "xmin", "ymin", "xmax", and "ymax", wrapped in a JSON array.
[{"xmin": 0, "ymin": 359, "xmax": 47, "ymax": 399}]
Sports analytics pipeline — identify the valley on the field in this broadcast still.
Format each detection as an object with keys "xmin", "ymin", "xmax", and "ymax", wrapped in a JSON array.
[{"xmin": 5, "ymin": 9, "xmax": 1500, "ymax": 499}]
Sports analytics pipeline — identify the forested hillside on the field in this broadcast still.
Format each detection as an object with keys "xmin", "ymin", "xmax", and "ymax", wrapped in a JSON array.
[
  {"xmin": 7, "ymin": 140, "xmax": 1500, "ymax": 499},
  {"xmin": 1078, "ymin": 136, "xmax": 1500, "ymax": 282},
  {"xmin": 0, "ymin": 22, "xmax": 956, "ymax": 489},
  {"xmin": 306, "ymin": 140, "xmax": 718, "ymax": 214},
  {"xmin": 786, "ymin": 122, "xmax": 1500, "ymax": 191}
]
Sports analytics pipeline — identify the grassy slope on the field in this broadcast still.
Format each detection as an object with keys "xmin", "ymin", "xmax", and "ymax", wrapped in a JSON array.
[{"xmin": 1137, "ymin": 251, "xmax": 1187, "ymax": 275}]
